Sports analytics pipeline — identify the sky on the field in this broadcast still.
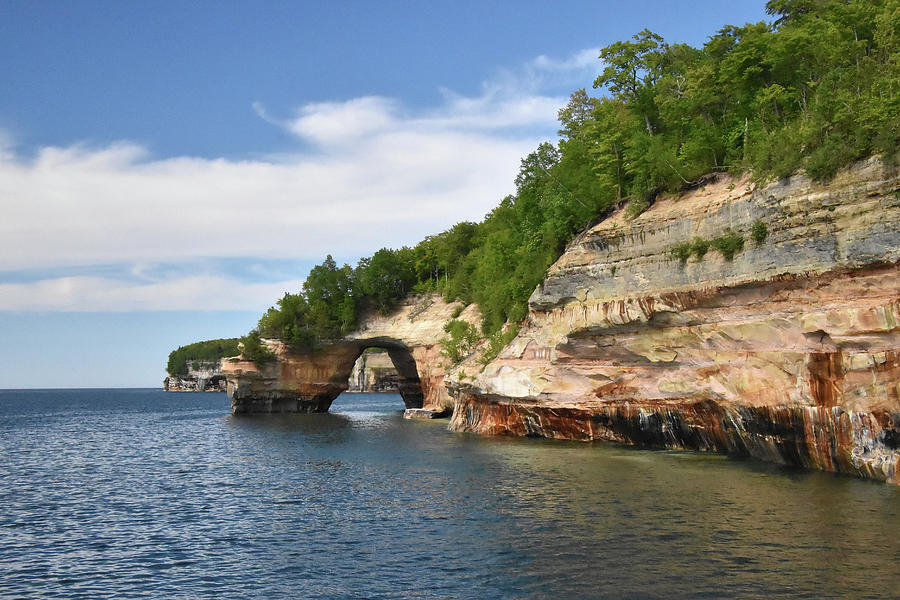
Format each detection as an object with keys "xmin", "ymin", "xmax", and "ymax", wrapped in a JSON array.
[{"xmin": 0, "ymin": 0, "xmax": 771, "ymax": 388}]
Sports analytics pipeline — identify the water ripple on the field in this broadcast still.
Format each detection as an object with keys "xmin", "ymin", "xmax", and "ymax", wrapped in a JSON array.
[{"xmin": 1, "ymin": 389, "xmax": 898, "ymax": 599}]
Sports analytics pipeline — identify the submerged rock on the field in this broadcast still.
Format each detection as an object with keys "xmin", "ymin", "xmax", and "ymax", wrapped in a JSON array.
[{"xmin": 404, "ymin": 408, "xmax": 449, "ymax": 420}]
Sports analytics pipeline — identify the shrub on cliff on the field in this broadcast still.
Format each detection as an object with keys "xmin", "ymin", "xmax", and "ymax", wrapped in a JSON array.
[
  {"xmin": 477, "ymin": 324, "xmax": 521, "ymax": 368},
  {"xmin": 670, "ymin": 242, "xmax": 693, "ymax": 265},
  {"xmin": 691, "ymin": 237, "xmax": 711, "ymax": 259},
  {"xmin": 439, "ymin": 319, "xmax": 481, "ymax": 365},
  {"xmin": 239, "ymin": 330, "xmax": 275, "ymax": 368},
  {"xmin": 711, "ymin": 229, "xmax": 745, "ymax": 261},
  {"xmin": 751, "ymin": 220, "xmax": 769, "ymax": 245}
]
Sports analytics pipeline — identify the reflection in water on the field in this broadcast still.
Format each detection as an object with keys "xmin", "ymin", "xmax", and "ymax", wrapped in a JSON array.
[
  {"xmin": 0, "ymin": 389, "xmax": 898, "ymax": 599},
  {"xmin": 228, "ymin": 411, "xmax": 355, "ymax": 434}
]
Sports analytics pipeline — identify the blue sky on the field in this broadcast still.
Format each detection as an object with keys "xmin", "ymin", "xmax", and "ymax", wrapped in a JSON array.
[{"xmin": 0, "ymin": 1, "xmax": 771, "ymax": 388}]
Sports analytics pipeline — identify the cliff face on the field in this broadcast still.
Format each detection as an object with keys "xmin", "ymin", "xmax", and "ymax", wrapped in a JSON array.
[
  {"xmin": 223, "ymin": 296, "xmax": 478, "ymax": 415},
  {"xmin": 164, "ymin": 359, "xmax": 227, "ymax": 392},
  {"xmin": 448, "ymin": 157, "xmax": 900, "ymax": 484},
  {"xmin": 221, "ymin": 158, "xmax": 899, "ymax": 483},
  {"xmin": 347, "ymin": 350, "xmax": 400, "ymax": 392}
]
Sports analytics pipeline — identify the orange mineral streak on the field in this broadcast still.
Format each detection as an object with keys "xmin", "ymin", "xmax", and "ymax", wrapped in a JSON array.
[
  {"xmin": 224, "ymin": 296, "xmax": 479, "ymax": 416},
  {"xmin": 451, "ymin": 158, "xmax": 900, "ymax": 484},
  {"xmin": 225, "ymin": 158, "xmax": 900, "ymax": 483}
]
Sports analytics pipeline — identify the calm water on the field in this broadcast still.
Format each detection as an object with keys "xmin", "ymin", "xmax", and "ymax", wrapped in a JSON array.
[{"xmin": 1, "ymin": 389, "xmax": 898, "ymax": 599}]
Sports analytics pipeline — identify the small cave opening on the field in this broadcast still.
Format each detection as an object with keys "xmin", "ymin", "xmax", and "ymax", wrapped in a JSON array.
[{"xmin": 205, "ymin": 375, "xmax": 227, "ymax": 392}]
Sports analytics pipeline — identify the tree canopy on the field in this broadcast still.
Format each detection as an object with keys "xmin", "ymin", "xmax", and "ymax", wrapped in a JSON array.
[
  {"xmin": 237, "ymin": 0, "xmax": 900, "ymax": 354},
  {"xmin": 167, "ymin": 338, "xmax": 241, "ymax": 376}
]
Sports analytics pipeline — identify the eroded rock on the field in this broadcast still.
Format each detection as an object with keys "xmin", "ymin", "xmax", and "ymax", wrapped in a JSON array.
[
  {"xmin": 449, "ymin": 158, "xmax": 900, "ymax": 484},
  {"xmin": 224, "ymin": 296, "xmax": 476, "ymax": 415},
  {"xmin": 164, "ymin": 359, "xmax": 227, "ymax": 392}
]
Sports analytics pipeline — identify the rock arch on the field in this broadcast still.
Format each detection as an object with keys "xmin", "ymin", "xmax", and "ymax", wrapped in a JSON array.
[
  {"xmin": 222, "ymin": 295, "xmax": 476, "ymax": 416},
  {"xmin": 352, "ymin": 338, "xmax": 425, "ymax": 409},
  {"xmin": 224, "ymin": 338, "xmax": 434, "ymax": 415}
]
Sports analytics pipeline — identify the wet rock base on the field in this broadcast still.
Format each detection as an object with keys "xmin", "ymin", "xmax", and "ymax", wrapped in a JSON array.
[
  {"xmin": 450, "ymin": 393, "xmax": 900, "ymax": 484},
  {"xmin": 404, "ymin": 408, "xmax": 450, "ymax": 420}
]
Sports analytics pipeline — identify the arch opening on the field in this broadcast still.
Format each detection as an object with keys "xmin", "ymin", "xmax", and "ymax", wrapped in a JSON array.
[
  {"xmin": 227, "ymin": 338, "xmax": 428, "ymax": 415},
  {"xmin": 342, "ymin": 342, "xmax": 424, "ymax": 410},
  {"xmin": 347, "ymin": 348, "xmax": 401, "ymax": 393}
]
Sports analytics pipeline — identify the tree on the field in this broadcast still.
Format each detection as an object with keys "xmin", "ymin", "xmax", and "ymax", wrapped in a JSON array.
[
  {"xmin": 594, "ymin": 29, "xmax": 668, "ymax": 136},
  {"xmin": 231, "ymin": 1, "xmax": 900, "ymax": 353},
  {"xmin": 356, "ymin": 248, "xmax": 416, "ymax": 315}
]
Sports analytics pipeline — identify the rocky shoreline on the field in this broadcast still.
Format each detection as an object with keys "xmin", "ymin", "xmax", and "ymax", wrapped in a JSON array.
[{"xmin": 222, "ymin": 158, "xmax": 900, "ymax": 484}]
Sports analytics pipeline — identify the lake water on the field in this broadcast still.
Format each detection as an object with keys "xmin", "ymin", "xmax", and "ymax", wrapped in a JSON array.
[{"xmin": 1, "ymin": 389, "xmax": 898, "ymax": 599}]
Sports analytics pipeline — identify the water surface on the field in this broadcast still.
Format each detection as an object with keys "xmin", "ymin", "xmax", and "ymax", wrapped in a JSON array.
[{"xmin": 1, "ymin": 389, "xmax": 898, "ymax": 599}]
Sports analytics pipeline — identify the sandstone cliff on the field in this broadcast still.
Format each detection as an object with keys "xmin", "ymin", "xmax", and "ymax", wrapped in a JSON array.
[
  {"xmin": 448, "ymin": 157, "xmax": 900, "ymax": 484},
  {"xmin": 223, "ymin": 296, "xmax": 479, "ymax": 414},
  {"xmin": 164, "ymin": 359, "xmax": 227, "ymax": 392},
  {"xmin": 347, "ymin": 349, "xmax": 400, "ymax": 393},
  {"xmin": 222, "ymin": 157, "xmax": 899, "ymax": 484}
]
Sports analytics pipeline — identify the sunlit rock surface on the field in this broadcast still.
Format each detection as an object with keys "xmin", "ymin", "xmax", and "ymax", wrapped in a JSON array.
[
  {"xmin": 164, "ymin": 359, "xmax": 227, "ymax": 392},
  {"xmin": 449, "ymin": 157, "xmax": 900, "ymax": 484},
  {"xmin": 347, "ymin": 349, "xmax": 400, "ymax": 392},
  {"xmin": 224, "ymin": 296, "xmax": 478, "ymax": 415}
]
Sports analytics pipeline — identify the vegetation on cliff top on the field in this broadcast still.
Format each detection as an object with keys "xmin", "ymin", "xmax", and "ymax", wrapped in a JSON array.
[
  {"xmin": 167, "ymin": 338, "xmax": 241, "ymax": 376},
  {"xmin": 239, "ymin": 0, "xmax": 900, "ymax": 354}
]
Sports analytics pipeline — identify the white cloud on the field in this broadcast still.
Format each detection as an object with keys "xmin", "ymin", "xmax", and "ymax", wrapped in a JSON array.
[
  {"xmin": 0, "ymin": 48, "xmax": 601, "ymax": 312},
  {"xmin": 0, "ymin": 128, "xmax": 533, "ymax": 272},
  {"xmin": 0, "ymin": 275, "xmax": 297, "ymax": 312},
  {"xmin": 530, "ymin": 47, "xmax": 601, "ymax": 73},
  {"xmin": 287, "ymin": 97, "xmax": 402, "ymax": 145}
]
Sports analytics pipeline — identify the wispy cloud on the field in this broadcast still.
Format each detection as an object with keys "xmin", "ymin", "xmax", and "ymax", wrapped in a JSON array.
[
  {"xmin": 530, "ymin": 47, "xmax": 601, "ymax": 74},
  {"xmin": 0, "ymin": 275, "xmax": 298, "ymax": 312},
  {"xmin": 0, "ymin": 48, "xmax": 601, "ymax": 312}
]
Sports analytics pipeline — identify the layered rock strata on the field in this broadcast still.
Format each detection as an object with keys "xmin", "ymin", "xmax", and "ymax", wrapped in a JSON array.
[
  {"xmin": 164, "ymin": 359, "xmax": 227, "ymax": 392},
  {"xmin": 224, "ymin": 296, "xmax": 477, "ymax": 415},
  {"xmin": 448, "ymin": 157, "xmax": 900, "ymax": 484}
]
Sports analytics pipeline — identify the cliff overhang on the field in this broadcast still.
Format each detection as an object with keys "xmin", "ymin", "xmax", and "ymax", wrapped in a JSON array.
[
  {"xmin": 223, "ymin": 157, "xmax": 900, "ymax": 484},
  {"xmin": 223, "ymin": 297, "xmax": 479, "ymax": 415},
  {"xmin": 447, "ymin": 157, "xmax": 900, "ymax": 484}
]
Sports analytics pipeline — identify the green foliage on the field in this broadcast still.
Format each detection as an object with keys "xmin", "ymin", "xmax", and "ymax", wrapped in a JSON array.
[
  {"xmin": 625, "ymin": 197, "xmax": 650, "ymax": 220},
  {"xmin": 670, "ymin": 242, "xmax": 693, "ymax": 264},
  {"xmin": 252, "ymin": 250, "xmax": 416, "ymax": 352},
  {"xmin": 239, "ymin": 1, "xmax": 897, "ymax": 352},
  {"xmin": 355, "ymin": 247, "xmax": 417, "ymax": 315},
  {"xmin": 711, "ymin": 229, "xmax": 746, "ymax": 260},
  {"xmin": 672, "ymin": 231, "xmax": 744, "ymax": 265},
  {"xmin": 167, "ymin": 338, "xmax": 240, "ymax": 376},
  {"xmin": 450, "ymin": 304, "xmax": 465, "ymax": 319},
  {"xmin": 691, "ymin": 237, "xmax": 711, "ymax": 259},
  {"xmin": 439, "ymin": 319, "xmax": 481, "ymax": 365},
  {"xmin": 239, "ymin": 330, "xmax": 276, "ymax": 368},
  {"xmin": 751, "ymin": 220, "xmax": 769, "ymax": 244},
  {"xmin": 304, "ymin": 255, "xmax": 357, "ymax": 337},
  {"xmin": 587, "ymin": 1, "xmax": 899, "ymax": 191},
  {"xmin": 258, "ymin": 292, "xmax": 316, "ymax": 351}
]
